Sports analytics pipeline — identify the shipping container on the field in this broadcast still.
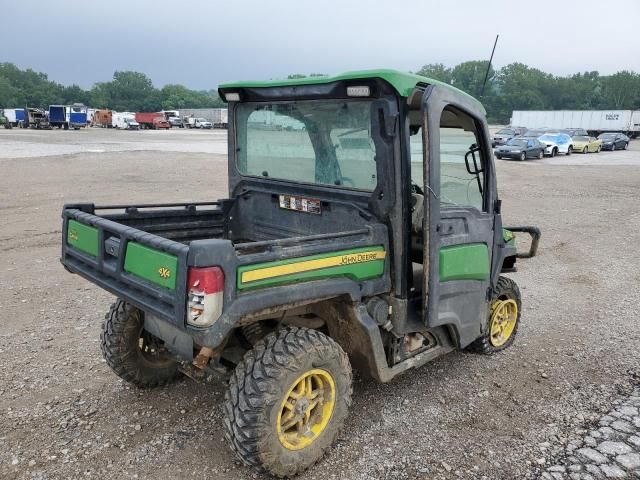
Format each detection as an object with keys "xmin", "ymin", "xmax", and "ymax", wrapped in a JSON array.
[{"xmin": 511, "ymin": 110, "xmax": 640, "ymax": 138}]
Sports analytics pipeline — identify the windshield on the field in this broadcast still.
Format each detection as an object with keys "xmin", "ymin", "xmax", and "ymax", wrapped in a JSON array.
[
  {"xmin": 575, "ymin": 136, "xmax": 590, "ymax": 141},
  {"xmin": 505, "ymin": 139, "xmax": 528, "ymax": 147},
  {"xmin": 236, "ymin": 100, "xmax": 378, "ymax": 190},
  {"xmin": 497, "ymin": 128, "xmax": 514, "ymax": 135},
  {"xmin": 599, "ymin": 133, "xmax": 616, "ymax": 139}
]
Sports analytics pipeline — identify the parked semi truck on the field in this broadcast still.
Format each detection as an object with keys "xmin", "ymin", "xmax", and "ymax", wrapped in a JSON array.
[
  {"xmin": 49, "ymin": 105, "xmax": 70, "ymax": 129},
  {"xmin": 211, "ymin": 108, "xmax": 228, "ymax": 128},
  {"xmin": 511, "ymin": 110, "xmax": 640, "ymax": 138},
  {"xmin": 69, "ymin": 104, "xmax": 88, "ymax": 129},
  {"xmin": 24, "ymin": 108, "xmax": 50, "ymax": 129},
  {"xmin": 135, "ymin": 112, "xmax": 170, "ymax": 129},
  {"xmin": 2, "ymin": 108, "xmax": 26, "ymax": 127}
]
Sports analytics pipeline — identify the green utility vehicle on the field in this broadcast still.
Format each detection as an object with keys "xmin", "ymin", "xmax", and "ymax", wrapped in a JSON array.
[{"xmin": 61, "ymin": 69, "xmax": 540, "ymax": 477}]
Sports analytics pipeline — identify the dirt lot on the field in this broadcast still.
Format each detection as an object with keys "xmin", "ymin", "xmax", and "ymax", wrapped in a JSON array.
[{"xmin": 1, "ymin": 128, "xmax": 640, "ymax": 480}]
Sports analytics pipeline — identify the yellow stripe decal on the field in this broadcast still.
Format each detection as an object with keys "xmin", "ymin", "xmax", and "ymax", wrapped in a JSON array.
[{"xmin": 241, "ymin": 250, "xmax": 386, "ymax": 284}]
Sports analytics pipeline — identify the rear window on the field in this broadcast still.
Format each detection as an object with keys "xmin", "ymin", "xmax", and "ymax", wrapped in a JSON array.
[{"xmin": 236, "ymin": 100, "xmax": 378, "ymax": 191}]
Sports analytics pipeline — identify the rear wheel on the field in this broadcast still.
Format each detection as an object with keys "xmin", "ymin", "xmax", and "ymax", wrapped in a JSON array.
[
  {"xmin": 469, "ymin": 276, "xmax": 522, "ymax": 354},
  {"xmin": 100, "ymin": 300, "xmax": 179, "ymax": 388},
  {"xmin": 224, "ymin": 327, "xmax": 352, "ymax": 477},
  {"xmin": 566, "ymin": 146, "xmax": 572, "ymax": 156}
]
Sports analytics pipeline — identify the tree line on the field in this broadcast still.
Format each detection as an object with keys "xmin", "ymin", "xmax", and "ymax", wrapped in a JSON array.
[
  {"xmin": 0, "ymin": 63, "xmax": 224, "ymax": 112},
  {"xmin": 1, "ymin": 61, "xmax": 639, "ymax": 123},
  {"xmin": 416, "ymin": 61, "xmax": 640, "ymax": 123}
]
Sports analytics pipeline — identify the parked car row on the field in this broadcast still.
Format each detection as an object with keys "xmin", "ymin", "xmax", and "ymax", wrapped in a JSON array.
[{"xmin": 494, "ymin": 126, "xmax": 631, "ymax": 161}]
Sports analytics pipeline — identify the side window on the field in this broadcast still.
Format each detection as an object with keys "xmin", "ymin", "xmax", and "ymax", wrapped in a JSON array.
[
  {"xmin": 439, "ymin": 108, "xmax": 485, "ymax": 210},
  {"xmin": 408, "ymin": 108, "xmax": 486, "ymax": 212},
  {"xmin": 409, "ymin": 127, "xmax": 424, "ymax": 186}
]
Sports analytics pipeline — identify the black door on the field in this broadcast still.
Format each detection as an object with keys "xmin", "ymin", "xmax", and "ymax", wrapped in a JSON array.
[{"xmin": 420, "ymin": 85, "xmax": 499, "ymax": 347}]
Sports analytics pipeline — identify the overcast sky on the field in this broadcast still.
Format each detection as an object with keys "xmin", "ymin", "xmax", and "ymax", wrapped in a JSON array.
[{"xmin": 3, "ymin": 0, "xmax": 639, "ymax": 91}]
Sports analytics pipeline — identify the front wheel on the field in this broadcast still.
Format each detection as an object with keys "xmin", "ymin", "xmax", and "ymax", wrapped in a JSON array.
[
  {"xmin": 583, "ymin": 147, "xmax": 588, "ymax": 154},
  {"xmin": 537, "ymin": 150, "xmax": 543, "ymax": 159},
  {"xmin": 469, "ymin": 276, "xmax": 522, "ymax": 354},
  {"xmin": 519, "ymin": 152, "xmax": 526, "ymax": 161},
  {"xmin": 624, "ymin": 143, "xmax": 628, "ymax": 150},
  {"xmin": 224, "ymin": 327, "xmax": 352, "ymax": 477},
  {"xmin": 611, "ymin": 144, "xmax": 616, "ymax": 151},
  {"xmin": 100, "ymin": 300, "xmax": 180, "ymax": 388},
  {"xmin": 566, "ymin": 146, "xmax": 572, "ymax": 156}
]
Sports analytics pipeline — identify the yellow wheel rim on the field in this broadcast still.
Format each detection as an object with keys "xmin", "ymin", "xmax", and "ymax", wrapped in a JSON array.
[
  {"xmin": 276, "ymin": 369, "xmax": 336, "ymax": 451},
  {"xmin": 489, "ymin": 299, "xmax": 518, "ymax": 347}
]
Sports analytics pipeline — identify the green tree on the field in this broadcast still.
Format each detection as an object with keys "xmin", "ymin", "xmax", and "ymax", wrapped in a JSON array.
[
  {"xmin": 600, "ymin": 71, "xmax": 640, "ymax": 109},
  {"xmin": 450, "ymin": 60, "xmax": 494, "ymax": 98},
  {"xmin": 415, "ymin": 63, "xmax": 452, "ymax": 84},
  {"xmin": 108, "ymin": 71, "xmax": 157, "ymax": 111}
]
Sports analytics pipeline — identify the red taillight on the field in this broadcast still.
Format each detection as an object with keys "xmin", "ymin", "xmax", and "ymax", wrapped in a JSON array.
[
  {"xmin": 187, "ymin": 267, "xmax": 224, "ymax": 294},
  {"xmin": 187, "ymin": 267, "xmax": 224, "ymax": 327}
]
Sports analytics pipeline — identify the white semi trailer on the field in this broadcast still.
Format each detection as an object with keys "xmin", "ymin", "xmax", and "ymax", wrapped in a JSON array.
[{"xmin": 511, "ymin": 110, "xmax": 640, "ymax": 138}]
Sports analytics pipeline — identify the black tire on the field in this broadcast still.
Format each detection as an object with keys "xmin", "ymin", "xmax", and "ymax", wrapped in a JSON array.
[
  {"xmin": 583, "ymin": 147, "xmax": 588, "ymax": 154},
  {"xmin": 519, "ymin": 152, "xmax": 526, "ymax": 161},
  {"xmin": 552, "ymin": 148, "xmax": 557, "ymax": 157},
  {"xmin": 496, "ymin": 155, "xmax": 502, "ymax": 160},
  {"xmin": 469, "ymin": 276, "xmax": 522, "ymax": 354},
  {"xmin": 537, "ymin": 150, "xmax": 543, "ymax": 159},
  {"xmin": 224, "ymin": 327, "xmax": 352, "ymax": 478},
  {"xmin": 566, "ymin": 146, "xmax": 572, "ymax": 156},
  {"xmin": 624, "ymin": 142, "xmax": 628, "ymax": 150},
  {"xmin": 100, "ymin": 300, "xmax": 179, "ymax": 388},
  {"xmin": 611, "ymin": 144, "xmax": 616, "ymax": 151}
]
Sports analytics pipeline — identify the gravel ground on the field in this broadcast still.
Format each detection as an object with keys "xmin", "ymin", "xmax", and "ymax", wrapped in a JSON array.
[
  {"xmin": 542, "ymin": 389, "xmax": 640, "ymax": 479},
  {"xmin": 1, "ymin": 128, "xmax": 639, "ymax": 480}
]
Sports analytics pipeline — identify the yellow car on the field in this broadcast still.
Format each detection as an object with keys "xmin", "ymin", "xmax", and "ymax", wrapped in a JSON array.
[{"xmin": 572, "ymin": 135, "xmax": 602, "ymax": 153}]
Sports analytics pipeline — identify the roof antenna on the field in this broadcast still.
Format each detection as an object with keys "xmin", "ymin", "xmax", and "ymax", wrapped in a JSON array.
[{"xmin": 480, "ymin": 34, "xmax": 499, "ymax": 98}]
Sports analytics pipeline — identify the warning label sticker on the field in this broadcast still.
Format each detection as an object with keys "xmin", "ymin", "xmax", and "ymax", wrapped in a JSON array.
[{"xmin": 278, "ymin": 195, "xmax": 322, "ymax": 215}]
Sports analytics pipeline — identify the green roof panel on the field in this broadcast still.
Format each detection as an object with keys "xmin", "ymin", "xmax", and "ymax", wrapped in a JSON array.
[{"xmin": 218, "ymin": 68, "xmax": 485, "ymax": 114}]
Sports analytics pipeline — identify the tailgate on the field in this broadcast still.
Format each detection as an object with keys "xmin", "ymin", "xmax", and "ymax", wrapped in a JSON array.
[{"xmin": 61, "ymin": 205, "xmax": 189, "ymax": 325}]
